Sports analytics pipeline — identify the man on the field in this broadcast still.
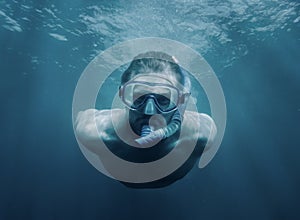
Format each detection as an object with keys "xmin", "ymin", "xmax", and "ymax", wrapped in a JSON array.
[{"xmin": 75, "ymin": 51, "xmax": 217, "ymax": 188}]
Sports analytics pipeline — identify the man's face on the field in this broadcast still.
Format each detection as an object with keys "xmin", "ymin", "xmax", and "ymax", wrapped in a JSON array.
[{"xmin": 122, "ymin": 73, "xmax": 183, "ymax": 135}]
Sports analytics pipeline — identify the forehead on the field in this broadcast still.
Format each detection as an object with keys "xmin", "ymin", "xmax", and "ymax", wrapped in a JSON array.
[{"xmin": 131, "ymin": 73, "xmax": 179, "ymax": 86}]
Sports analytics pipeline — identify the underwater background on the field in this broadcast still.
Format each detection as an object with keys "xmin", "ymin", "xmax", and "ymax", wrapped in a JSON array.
[{"xmin": 1, "ymin": 0, "xmax": 300, "ymax": 219}]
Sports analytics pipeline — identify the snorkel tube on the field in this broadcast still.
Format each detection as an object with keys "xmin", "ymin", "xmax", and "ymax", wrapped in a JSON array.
[
  {"xmin": 135, "ymin": 110, "xmax": 182, "ymax": 146},
  {"xmin": 134, "ymin": 78, "xmax": 190, "ymax": 146}
]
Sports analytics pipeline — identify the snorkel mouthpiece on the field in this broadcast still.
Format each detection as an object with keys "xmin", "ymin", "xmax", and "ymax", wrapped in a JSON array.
[
  {"xmin": 135, "ymin": 126, "xmax": 165, "ymax": 145},
  {"xmin": 135, "ymin": 110, "xmax": 182, "ymax": 146},
  {"xmin": 140, "ymin": 125, "xmax": 153, "ymax": 137}
]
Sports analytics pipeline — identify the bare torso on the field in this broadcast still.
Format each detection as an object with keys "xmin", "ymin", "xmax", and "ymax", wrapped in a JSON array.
[{"xmin": 75, "ymin": 108, "xmax": 216, "ymax": 188}]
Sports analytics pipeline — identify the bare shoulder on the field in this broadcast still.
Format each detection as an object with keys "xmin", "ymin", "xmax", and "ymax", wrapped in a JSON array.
[
  {"xmin": 75, "ymin": 108, "xmax": 124, "ymax": 142},
  {"xmin": 182, "ymin": 111, "xmax": 217, "ymax": 141}
]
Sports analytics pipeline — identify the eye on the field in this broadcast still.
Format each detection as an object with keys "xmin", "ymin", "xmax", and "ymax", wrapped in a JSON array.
[
  {"xmin": 133, "ymin": 95, "xmax": 146, "ymax": 107},
  {"xmin": 156, "ymin": 95, "xmax": 170, "ymax": 106}
]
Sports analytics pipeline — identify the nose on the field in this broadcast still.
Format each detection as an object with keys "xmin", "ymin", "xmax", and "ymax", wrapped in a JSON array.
[{"xmin": 143, "ymin": 98, "xmax": 158, "ymax": 115}]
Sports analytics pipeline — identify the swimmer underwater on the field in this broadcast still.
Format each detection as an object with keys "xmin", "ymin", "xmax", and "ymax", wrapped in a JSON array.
[{"xmin": 75, "ymin": 51, "xmax": 217, "ymax": 188}]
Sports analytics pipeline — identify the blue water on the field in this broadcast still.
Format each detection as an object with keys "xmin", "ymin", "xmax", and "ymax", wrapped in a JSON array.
[{"xmin": 1, "ymin": 0, "xmax": 300, "ymax": 219}]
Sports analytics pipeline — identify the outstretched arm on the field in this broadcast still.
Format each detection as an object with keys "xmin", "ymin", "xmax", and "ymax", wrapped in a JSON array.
[
  {"xmin": 75, "ymin": 109, "xmax": 99, "ymax": 141},
  {"xmin": 74, "ymin": 109, "xmax": 111, "ymax": 154},
  {"xmin": 197, "ymin": 113, "xmax": 218, "ymax": 168},
  {"xmin": 199, "ymin": 113, "xmax": 217, "ymax": 150},
  {"xmin": 180, "ymin": 111, "xmax": 217, "ymax": 165},
  {"xmin": 182, "ymin": 111, "xmax": 217, "ymax": 143}
]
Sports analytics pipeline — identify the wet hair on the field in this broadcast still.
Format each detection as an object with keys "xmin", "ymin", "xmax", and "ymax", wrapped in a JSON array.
[{"xmin": 121, "ymin": 51, "xmax": 191, "ymax": 92}]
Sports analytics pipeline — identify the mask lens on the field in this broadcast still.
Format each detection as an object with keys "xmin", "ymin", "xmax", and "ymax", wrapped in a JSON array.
[{"xmin": 123, "ymin": 82, "xmax": 179, "ymax": 112}]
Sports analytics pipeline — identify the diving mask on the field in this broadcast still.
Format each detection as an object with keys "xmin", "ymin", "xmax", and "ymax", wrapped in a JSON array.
[{"xmin": 119, "ymin": 74, "xmax": 187, "ymax": 113}]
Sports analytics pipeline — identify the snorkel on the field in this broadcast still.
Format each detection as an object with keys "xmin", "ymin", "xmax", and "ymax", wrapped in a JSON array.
[
  {"xmin": 134, "ymin": 89, "xmax": 190, "ymax": 146},
  {"xmin": 135, "ymin": 109, "xmax": 182, "ymax": 145}
]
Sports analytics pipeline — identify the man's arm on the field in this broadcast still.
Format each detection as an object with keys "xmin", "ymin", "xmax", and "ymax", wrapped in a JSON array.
[
  {"xmin": 182, "ymin": 111, "xmax": 217, "ymax": 143},
  {"xmin": 199, "ymin": 113, "xmax": 217, "ymax": 148},
  {"xmin": 75, "ymin": 109, "xmax": 111, "ymax": 154},
  {"xmin": 181, "ymin": 111, "xmax": 218, "ymax": 168},
  {"xmin": 197, "ymin": 113, "xmax": 218, "ymax": 168}
]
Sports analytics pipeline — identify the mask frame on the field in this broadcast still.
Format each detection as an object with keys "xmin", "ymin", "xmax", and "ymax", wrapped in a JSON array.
[{"xmin": 119, "ymin": 74, "xmax": 191, "ymax": 113}]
